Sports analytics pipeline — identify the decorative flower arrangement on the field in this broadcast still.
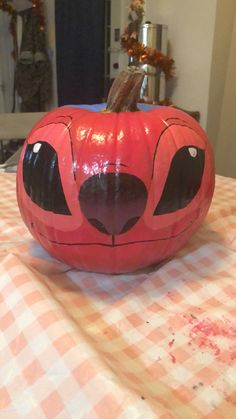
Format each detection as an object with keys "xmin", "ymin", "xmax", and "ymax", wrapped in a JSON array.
[
  {"xmin": 0, "ymin": 0, "xmax": 43, "ymax": 20},
  {"xmin": 0, "ymin": 0, "xmax": 45, "ymax": 60},
  {"xmin": 121, "ymin": 0, "xmax": 175, "ymax": 79}
]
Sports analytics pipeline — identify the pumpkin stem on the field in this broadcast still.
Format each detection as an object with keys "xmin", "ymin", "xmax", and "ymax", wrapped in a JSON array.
[{"xmin": 106, "ymin": 66, "xmax": 145, "ymax": 112}]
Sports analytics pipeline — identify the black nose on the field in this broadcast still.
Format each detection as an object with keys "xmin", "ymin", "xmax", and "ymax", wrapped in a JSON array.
[{"xmin": 79, "ymin": 173, "xmax": 147, "ymax": 235}]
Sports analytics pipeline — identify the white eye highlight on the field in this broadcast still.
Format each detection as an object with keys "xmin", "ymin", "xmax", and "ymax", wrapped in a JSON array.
[
  {"xmin": 33, "ymin": 143, "xmax": 42, "ymax": 153},
  {"xmin": 188, "ymin": 147, "xmax": 197, "ymax": 158}
]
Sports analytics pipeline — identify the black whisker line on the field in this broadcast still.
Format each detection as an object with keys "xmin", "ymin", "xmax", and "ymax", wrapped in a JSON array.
[
  {"xmin": 165, "ymin": 117, "xmax": 189, "ymax": 123},
  {"xmin": 37, "ymin": 221, "xmax": 193, "ymax": 247},
  {"xmin": 55, "ymin": 115, "xmax": 73, "ymax": 120}
]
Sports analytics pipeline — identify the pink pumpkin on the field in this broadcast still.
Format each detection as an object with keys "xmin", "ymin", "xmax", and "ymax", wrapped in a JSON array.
[{"xmin": 16, "ymin": 104, "xmax": 214, "ymax": 273}]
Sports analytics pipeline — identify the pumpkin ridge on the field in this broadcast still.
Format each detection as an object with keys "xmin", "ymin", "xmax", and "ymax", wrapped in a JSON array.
[{"xmin": 74, "ymin": 111, "xmax": 107, "ymax": 182}]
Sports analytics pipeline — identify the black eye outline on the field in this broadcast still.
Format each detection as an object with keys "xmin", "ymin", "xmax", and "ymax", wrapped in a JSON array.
[
  {"xmin": 153, "ymin": 145, "xmax": 205, "ymax": 215},
  {"xmin": 34, "ymin": 117, "xmax": 76, "ymax": 180},
  {"xmin": 23, "ymin": 140, "xmax": 71, "ymax": 215},
  {"xmin": 151, "ymin": 118, "xmax": 206, "ymax": 178}
]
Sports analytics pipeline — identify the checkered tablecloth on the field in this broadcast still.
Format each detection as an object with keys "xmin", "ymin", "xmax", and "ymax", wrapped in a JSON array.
[{"xmin": 0, "ymin": 173, "xmax": 236, "ymax": 419}]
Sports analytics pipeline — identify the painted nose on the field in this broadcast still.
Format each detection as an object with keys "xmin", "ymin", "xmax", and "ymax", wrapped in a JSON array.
[{"xmin": 79, "ymin": 173, "xmax": 147, "ymax": 235}]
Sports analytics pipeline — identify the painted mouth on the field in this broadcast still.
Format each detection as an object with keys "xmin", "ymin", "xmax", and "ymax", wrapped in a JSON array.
[{"xmin": 33, "ymin": 219, "xmax": 195, "ymax": 247}]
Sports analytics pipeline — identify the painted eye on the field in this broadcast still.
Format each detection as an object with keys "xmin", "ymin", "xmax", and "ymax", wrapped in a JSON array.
[
  {"xmin": 188, "ymin": 147, "xmax": 198, "ymax": 158},
  {"xmin": 154, "ymin": 146, "xmax": 205, "ymax": 215},
  {"xmin": 33, "ymin": 142, "xmax": 42, "ymax": 153},
  {"xmin": 23, "ymin": 141, "xmax": 71, "ymax": 215}
]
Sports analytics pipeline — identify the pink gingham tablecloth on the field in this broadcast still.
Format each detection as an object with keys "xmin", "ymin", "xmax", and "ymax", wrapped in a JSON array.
[{"xmin": 0, "ymin": 173, "xmax": 236, "ymax": 419}]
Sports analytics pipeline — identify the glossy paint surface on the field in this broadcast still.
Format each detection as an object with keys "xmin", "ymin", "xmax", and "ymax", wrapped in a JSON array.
[{"xmin": 16, "ymin": 105, "xmax": 215, "ymax": 273}]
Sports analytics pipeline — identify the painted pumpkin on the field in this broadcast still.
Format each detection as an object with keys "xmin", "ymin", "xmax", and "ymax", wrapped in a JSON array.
[{"xmin": 16, "ymin": 70, "xmax": 214, "ymax": 273}]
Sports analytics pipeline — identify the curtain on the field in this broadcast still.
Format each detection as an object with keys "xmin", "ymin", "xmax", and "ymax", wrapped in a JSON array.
[{"xmin": 55, "ymin": 0, "xmax": 105, "ymax": 106}]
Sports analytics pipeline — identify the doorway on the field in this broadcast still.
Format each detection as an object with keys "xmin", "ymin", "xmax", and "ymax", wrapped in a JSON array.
[{"xmin": 55, "ymin": 0, "xmax": 106, "ymax": 105}]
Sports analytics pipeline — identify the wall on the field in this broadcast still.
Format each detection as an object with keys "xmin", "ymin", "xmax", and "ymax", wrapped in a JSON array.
[
  {"xmin": 110, "ymin": 0, "xmax": 124, "ymax": 80},
  {"xmin": 118, "ymin": 0, "xmax": 131, "ymax": 70},
  {"xmin": 145, "ymin": 0, "xmax": 217, "ymax": 129},
  {"xmin": 110, "ymin": 0, "xmax": 130, "ymax": 77},
  {"xmin": 207, "ymin": 0, "xmax": 236, "ymax": 149},
  {"xmin": 213, "ymin": 4, "xmax": 236, "ymax": 178}
]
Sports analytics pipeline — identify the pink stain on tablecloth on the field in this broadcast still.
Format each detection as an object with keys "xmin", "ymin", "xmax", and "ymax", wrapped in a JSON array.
[
  {"xmin": 169, "ymin": 353, "xmax": 176, "ymax": 364},
  {"xmin": 168, "ymin": 338, "xmax": 175, "ymax": 348},
  {"xmin": 185, "ymin": 315, "xmax": 236, "ymax": 361}
]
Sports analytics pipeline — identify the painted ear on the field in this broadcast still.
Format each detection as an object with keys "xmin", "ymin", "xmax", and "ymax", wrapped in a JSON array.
[
  {"xmin": 154, "ymin": 146, "xmax": 205, "ymax": 215},
  {"xmin": 23, "ymin": 141, "xmax": 71, "ymax": 215}
]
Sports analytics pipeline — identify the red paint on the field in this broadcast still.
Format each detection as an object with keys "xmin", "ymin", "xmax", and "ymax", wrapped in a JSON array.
[
  {"xmin": 170, "ymin": 353, "xmax": 176, "ymax": 364},
  {"xmin": 189, "ymin": 317, "xmax": 236, "ymax": 339},
  {"xmin": 186, "ymin": 315, "xmax": 236, "ymax": 360},
  {"xmin": 191, "ymin": 319, "xmax": 236, "ymax": 339},
  {"xmin": 196, "ymin": 337, "xmax": 220, "ymax": 356},
  {"xmin": 168, "ymin": 338, "xmax": 175, "ymax": 348}
]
